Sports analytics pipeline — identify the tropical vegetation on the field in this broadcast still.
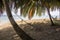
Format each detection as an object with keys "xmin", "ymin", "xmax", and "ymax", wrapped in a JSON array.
[{"xmin": 0, "ymin": 0, "xmax": 60, "ymax": 40}]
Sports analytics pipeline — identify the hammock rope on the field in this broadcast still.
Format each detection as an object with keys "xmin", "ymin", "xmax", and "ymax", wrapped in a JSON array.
[{"xmin": 14, "ymin": 13, "xmax": 34, "ymax": 27}]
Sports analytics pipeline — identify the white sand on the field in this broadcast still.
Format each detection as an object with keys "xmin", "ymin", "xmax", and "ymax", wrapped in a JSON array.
[{"xmin": 0, "ymin": 19, "xmax": 52, "ymax": 30}]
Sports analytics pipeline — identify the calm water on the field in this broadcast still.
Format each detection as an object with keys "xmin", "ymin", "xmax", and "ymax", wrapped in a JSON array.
[
  {"xmin": 0, "ymin": 15, "xmax": 59, "ymax": 25},
  {"xmin": 0, "ymin": 15, "xmax": 20, "ymax": 25},
  {"xmin": 0, "ymin": 9, "xmax": 59, "ymax": 25}
]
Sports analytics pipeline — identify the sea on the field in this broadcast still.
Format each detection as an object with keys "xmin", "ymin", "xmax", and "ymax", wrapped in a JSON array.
[
  {"xmin": 0, "ymin": 8, "xmax": 60, "ymax": 25},
  {"xmin": 0, "ymin": 14, "xmax": 59, "ymax": 26},
  {"xmin": 0, "ymin": 15, "xmax": 21, "ymax": 25}
]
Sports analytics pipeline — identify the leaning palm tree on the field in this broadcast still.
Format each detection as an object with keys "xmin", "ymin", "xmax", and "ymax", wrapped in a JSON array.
[
  {"xmin": 0, "ymin": 0, "xmax": 34, "ymax": 40},
  {"xmin": 39, "ymin": 0, "xmax": 55, "ymax": 25}
]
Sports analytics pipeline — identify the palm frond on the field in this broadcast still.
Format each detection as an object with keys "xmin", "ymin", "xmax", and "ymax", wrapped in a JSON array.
[{"xmin": 28, "ymin": 7, "xmax": 35, "ymax": 20}]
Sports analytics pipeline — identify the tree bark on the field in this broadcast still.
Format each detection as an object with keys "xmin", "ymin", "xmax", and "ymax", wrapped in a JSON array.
[
  {"xmin": 3, "ymin": 0, "xmax": 34, "ymax": 40},
  {"xmin": 47, "ymin": 7, "xmax": 54, "ymax": 25}
]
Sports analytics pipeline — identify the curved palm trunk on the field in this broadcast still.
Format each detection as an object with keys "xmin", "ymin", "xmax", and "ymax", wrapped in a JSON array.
[
  {"xmin": 40, "ymin": 2, "xmax": 54, "ymax": 25},
  {"xmin": 3, "ymin": 0, "xmax": 34, "ymax": 40},
  {"xmin": 47, "ymin": 7, "xmax": 54, "ymax": 25}
]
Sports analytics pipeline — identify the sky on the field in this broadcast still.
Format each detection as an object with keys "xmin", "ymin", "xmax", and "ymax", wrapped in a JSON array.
[
  {"xmin": 3, "ymin": 8, "xmax": 59, "ymax": 15},
  {"xmin": 2, "ymin": 8, "xmax": 59, "ymax": 19},
  {"xmin": 0, "ymin": 8, "xmax": 59, "ymax": 25}
]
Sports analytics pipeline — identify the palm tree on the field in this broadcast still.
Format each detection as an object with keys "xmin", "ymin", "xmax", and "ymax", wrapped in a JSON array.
[
  {"xmin": 1, "ymin": 0, "xmax": 34, "ymax": 40},
  {"xmin": 40, "ymin": 0, "xmax": 55, "ymax": 25},
  {"xmin": 47, "ymin": 7, "xmax": 54, "ymax": 25},
  {"xmin": 0, "ymin": 0, "xmax": 60, "ymax": 40}
]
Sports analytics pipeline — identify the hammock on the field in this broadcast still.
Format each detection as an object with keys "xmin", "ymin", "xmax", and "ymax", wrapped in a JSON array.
[{"xmin": 14, "ymin": 13, "xmax": 34, "ymax": 27}]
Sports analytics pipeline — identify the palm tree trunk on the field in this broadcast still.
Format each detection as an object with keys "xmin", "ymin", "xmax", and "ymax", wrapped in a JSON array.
[
  {"xmin": 3, "ymin": 0, "xmax": 34, "ymax": 40},
  {"xmin": 47, "ymin": 7, "xmax": 54, "ymax": 25}
]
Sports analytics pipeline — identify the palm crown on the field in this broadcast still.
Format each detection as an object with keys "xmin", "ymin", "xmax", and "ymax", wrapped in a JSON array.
[{"xmin": 0, "ymin": 0, "xmax": 60, "ymax": 19}]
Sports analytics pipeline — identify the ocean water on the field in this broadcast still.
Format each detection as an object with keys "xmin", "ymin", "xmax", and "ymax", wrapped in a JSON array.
[
  {"xmin": 0, "ymin": 15, "xmax": 21, "ymax": 25},
  {"xmin": 0, "ymin": 8, "xmax": 59, "ymax": 25},
  {"xmin": 0, "ymin": 14, "xmax": 59, "ymax": 25}
]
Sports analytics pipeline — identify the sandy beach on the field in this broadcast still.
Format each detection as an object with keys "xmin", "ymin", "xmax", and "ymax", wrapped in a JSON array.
[{"xmin": 0, "ymin": 19, "xmax": 60, "ymax": 40}]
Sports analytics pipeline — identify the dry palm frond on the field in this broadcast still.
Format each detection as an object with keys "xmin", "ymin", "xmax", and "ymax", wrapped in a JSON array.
[{"xmin": 28, "ymin": 7, "xmax": 35, "ymax": 20}]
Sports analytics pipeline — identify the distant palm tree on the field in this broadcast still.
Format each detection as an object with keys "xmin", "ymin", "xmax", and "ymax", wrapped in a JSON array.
[{"xmin": 21, "ymin": 0, "xmax": 54, "ymax": 25}]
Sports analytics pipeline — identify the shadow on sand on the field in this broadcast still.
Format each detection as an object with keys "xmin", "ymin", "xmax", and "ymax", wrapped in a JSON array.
[{"xmin": 0, "ymin": 20, "xmax": 60, "ymax": 40}]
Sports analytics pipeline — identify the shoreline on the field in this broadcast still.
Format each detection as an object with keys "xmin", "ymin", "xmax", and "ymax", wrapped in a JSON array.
[
  {"xmin": 0, "ymin": 19, "xmax": 60, "ymax": 40},
  {"xmin": 0, "ymin": 19, "xmax": 49, "ymax": 30},
  {"xmin": 0, "ymin": 19, "xmax": 60, "ymax": 30}
]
